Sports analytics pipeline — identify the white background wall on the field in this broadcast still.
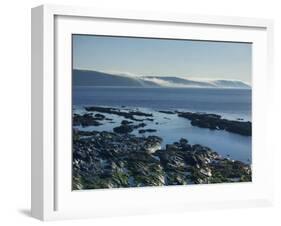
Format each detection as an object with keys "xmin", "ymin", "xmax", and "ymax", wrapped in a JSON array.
[{"xmin": 0, "ymin": 0, "xmax": 280, "ymax": 225}]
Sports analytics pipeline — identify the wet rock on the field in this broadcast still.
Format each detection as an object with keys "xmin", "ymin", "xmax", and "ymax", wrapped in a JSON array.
[
  {"xmin": 121, "ymin": 120, "xmax": 133, "ymax": 125},
  {"xmin": 166, "ymin": 144, "xmax": 178, "ymax": 152},
  {"xmin": 179, "ymin": 138, "xmax": 188, "ymax": 145},
  {"xmin": 85, "ymin": 106, "xmax": 153, "ymax": 121},
  {"xmin": 72, "ymin": 130, "xmax": 252, "ymax": 190},
  {"xmin": 73, "ymin": 113, "xmax": 103, "ymax": 127},
  {"xmin": 199, "ymin": 168, "xmax": 212, "ymax": 177},
  {"xmin": 113, "ymin": 125, "xmax": 134, "ymax": 133},
  {"xmin": 158, "ymin": 110, "xmax": 175, "ymax": 114},
  {"xmin": 143, "ymin": 136, "xmax": 162, "ymax": 153},
  {"xmin": 178, "ymin": 111, "xmax": 252, "ymax": 136},
  {"xmin": 133, "ymin": 122, "xmax": 147, "ymax": 129},
  {"xmin": 94, "ymin": 113, "xmax": 106, "ymax": 120},
  {"xmin": 138, "ymin": 129, "xmax": 157, "ymax": 134},
  {"xmin": 113, "ymin": 125, "xmax": 134, "ymax": 134},
  {"xmin": 114, "ymin": 122, "xmax": 147, "ymax": 134}
]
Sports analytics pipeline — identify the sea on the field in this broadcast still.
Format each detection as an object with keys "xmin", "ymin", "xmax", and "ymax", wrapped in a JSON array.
[{"xmin": 73, "ymin": 87, "xmax": 252, "ymax": 163}]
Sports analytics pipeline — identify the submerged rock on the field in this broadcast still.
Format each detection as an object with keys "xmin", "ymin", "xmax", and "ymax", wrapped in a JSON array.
[
  {"xmin": 158, "ymin": 110, "xmax": 175, "ymax": 114},
  {"xmin": 138, "ymin": 129, "xmax": 157, "ymax": 134}
]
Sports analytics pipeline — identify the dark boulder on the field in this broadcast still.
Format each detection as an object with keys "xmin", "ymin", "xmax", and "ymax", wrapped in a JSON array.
[
  {"xmin": 113, "ymin": 125, "xmax": 133, "ymax": 134},
  {"xmin": 94, "ymin": 113, "xmax": 106, "ymax": 120},
  {"xmin": 138, "ymin": 129, "xmax": 157, "ymax": 134},
  {"xmin": 121, "ymin": 120, "xmax": 133, "ymax": 125}
]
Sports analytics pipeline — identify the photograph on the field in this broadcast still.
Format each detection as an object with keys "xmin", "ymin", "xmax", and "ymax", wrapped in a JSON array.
[{"xmin": 72, "ymin": 35, "xmax": 252, "ymax": 190}]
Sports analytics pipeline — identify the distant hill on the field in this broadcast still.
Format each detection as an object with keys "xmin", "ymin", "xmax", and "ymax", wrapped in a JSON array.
[
  {"xmin": 73, "ymin": 69, "xmax": 154, "ymax": 87},
  {"xmin": 73, "ymin": 69, "xmax": 251, "ymax": 89}
]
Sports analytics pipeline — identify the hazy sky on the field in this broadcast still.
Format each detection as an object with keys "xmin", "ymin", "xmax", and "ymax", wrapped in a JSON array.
[{"xmin": 73, "ymin": 35, "xmax": 252, "ymax": 84}]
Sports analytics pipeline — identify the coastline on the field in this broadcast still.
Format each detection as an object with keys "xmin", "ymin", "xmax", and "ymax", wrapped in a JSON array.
[{"xmin": 72, "ymin": 105, "xmax": 252, "ymax": 190}]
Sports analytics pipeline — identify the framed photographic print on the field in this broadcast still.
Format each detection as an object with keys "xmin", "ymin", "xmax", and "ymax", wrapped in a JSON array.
[{"xmin": 31, "ymin": 4, "xmax": 274, "ymax": 221}]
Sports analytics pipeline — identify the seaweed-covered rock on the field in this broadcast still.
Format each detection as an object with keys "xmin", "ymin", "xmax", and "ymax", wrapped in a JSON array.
[{"xmin": 72, "ymin": 130, "xmax": 252, "ymax": 190}]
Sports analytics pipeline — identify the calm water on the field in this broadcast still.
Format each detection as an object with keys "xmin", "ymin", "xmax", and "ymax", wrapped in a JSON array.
[
  {"xmin": 73, "ymin": 87, "xmax": 251, "ymax": 121},
  {"xmin": 73, "ymin": 87, "xmax": 252, "ymax": 163}
]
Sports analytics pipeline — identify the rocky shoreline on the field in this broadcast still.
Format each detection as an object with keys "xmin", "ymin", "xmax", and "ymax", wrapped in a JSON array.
[
  {"xmin": 73, "ymin": 130, "xmax": 251, "ymax": 190},
  {"xmin": 72, "ymin": 105, "xmax": 252, "ymax": 190},
  {"xmin": 75, "ymin": 106, "xmax": 252, "ymax": 136}
]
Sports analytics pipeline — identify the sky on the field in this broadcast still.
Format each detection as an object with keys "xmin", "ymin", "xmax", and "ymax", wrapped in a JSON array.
[{"xmin": 72, "ymin": 34, "xmax": 252, "ymax": 84}]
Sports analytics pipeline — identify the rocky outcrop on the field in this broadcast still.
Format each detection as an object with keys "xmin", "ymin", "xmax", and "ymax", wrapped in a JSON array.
[
  {"xmin": 73, "ymin": 130, "xmax": 251, "ymax": 190},
  {"xmin": 113, "ymin": 122, "xmax": 147, "ymax": 134},
  {"xmin": 113, "ymin": 124, "xmax": 134, "ymax": 134},
  {"xmin": 177, "ymin": 111, "xmax": 252, "ymax": 136},
  {"xmin": 139, "ymin": 129, "xmax": 157, "ymax": 134},
  {"xmin": 73, "ymin": 113, "xmax": 103, "ymax": 127},
  {"xmin": 85, "ymin": 106, "xmax": 153, "ymax": 121},
  {"xmin": 158, "ymin": 110, "xmax": 175, "ymax": 114},
  {"xmin": 72, "ymin": 130, "xmax": 164, "ymax": 189},
  {"xmin": 76, "ymin": 106, "xmax": 251, "ymax": 137}
]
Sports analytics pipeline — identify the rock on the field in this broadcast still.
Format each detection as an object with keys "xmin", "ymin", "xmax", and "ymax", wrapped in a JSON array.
[
  {"xmin": 179, "ymin": 138, "xmax": 188, "ymax": 145},
  {"xmin": 114, "ymin": 121, "xmax": 148, "ymax": 134},
  {"xmin": 85, "ymin": 106, "xmax": 153, "ymax": 121},
  {"xmin": 73, "ymin": 113, "xmax": 103, "ymax": 127},
  {"xmin": 166, "ymin": 144, "xmax": 178, "ymax": 152},
  {"xmin": 178, "ymin": 111, "xmax": 252, "ymax": 136},
  {"xmin": 133, "ymin": 122, "xmax": 147, "ymax": 129},
  {"xmin": 121, "ymin": 120, "xmax": 133, "ymax": 125},
  {"xmin": 72, "ymin": 130, "xmax": 252, "ymax": 190},
  {"xmin": 143, "ymin": 136, "xmax": 162, "ymax": 153},
  {"xmin": 113, "ymin": 125, "xmax": 133, "ymax": 134},
  {"xmin": 199, "ymin": 168, "xmax": 212, "ymax": 177},
  {"xmin": 94, "ymin": 113, "xmax": 106, "ymax": 120},
  {"xmin": 138, "ymin": 129, "xmax": 157, "ymax": 134},
  {"xmin": 158, "ymin": 110, "xmax": 175, "ymax": 114}
]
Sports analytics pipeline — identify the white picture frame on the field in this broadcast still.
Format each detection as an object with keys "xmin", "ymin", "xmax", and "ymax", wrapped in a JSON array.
[{"xmin": 31, "ymin": 4, "xmax": 274, "ymax": 221}]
